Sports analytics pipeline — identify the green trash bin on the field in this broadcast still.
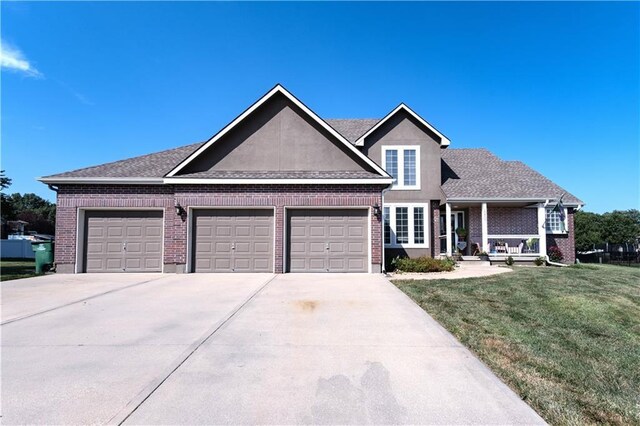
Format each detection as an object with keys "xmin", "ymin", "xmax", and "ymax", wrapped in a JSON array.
[{"xmin": 31, "ymin": 241, "xmax": 54, "ymax": 274}]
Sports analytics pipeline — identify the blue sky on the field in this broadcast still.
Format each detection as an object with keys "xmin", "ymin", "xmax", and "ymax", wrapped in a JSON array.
[{"xmin": 2, "ymin": 2, "xmax": 638, "ymax": 213}]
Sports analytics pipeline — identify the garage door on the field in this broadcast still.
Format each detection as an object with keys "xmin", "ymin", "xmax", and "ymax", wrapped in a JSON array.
[
  {"xmin": 192, "ymin": 209, "xmax": 274, "ymax": 272},
  {"xmin": 287, "ymin": 209, "xmax": 368, "ymax": 273},
  {"xmin": 84, "ymin": 211, "xmax": 163, "ymax": 273}
]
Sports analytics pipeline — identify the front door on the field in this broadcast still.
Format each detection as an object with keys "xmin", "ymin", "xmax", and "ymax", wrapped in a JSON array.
[{"xmin": 440, "ymin": 211, "xmax": 465, "ymax": 254}]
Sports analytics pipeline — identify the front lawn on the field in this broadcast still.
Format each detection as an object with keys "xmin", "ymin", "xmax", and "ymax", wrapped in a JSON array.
[
  {"xmin": 393, "ymin": 264, "xmax": 640, "ymax": 425},
  {"xmin": 0, "ymin": 259, "xmax": 37, "ymax": 281}
]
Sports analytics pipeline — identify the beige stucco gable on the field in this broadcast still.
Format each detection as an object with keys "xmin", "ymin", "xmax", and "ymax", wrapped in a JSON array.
[{"xmin": 175, "ymin": 92, "xmax": 380, "ymax": 176}]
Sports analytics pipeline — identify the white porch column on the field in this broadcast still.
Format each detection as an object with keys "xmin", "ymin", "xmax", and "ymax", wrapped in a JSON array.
[
  {"xmin": 445, "ymin": 202, "xmax": 452, "ymax": 256},
  {"xmin": 537, "ymin": 203, "xmax": 547, "ymax": 257},
  {"xmin": 481, "ymin": 202, "xmax": 488, "ymax": 253}
]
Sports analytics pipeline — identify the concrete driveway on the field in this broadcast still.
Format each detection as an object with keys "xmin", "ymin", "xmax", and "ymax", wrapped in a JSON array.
[{"xmin": 1, "ymin": 273, "xmax": 544, "ymax": 425}]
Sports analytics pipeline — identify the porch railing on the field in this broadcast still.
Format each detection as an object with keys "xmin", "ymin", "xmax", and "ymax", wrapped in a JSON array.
[{"xmin": 487, "ymin": 235, "xmax": 541, "ymax": 256}]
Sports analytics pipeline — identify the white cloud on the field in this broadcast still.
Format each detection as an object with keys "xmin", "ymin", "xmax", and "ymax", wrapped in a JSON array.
[{"xmin": 0, "ymin": 39, "xmax": 42, "ymax": 78}]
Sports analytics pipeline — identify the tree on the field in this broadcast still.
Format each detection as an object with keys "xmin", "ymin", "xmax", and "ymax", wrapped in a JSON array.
[
  {"xmin": 1, "ymin": 170, "xmax": 15, "ymax": 238},
  {"xmin": 601, "ymin": 210, "xmax": 640, "ymax": 244},
  {"xmin": 574, "ymin": 211, "xmax": 604, "ymax": 251},
  {"xmin": 574, "ymin": 209, "xmax": 640, "ymax": 251},
  {"xmin": 8, "ymin": 193, "xmax": 56, "ymax": 235}
]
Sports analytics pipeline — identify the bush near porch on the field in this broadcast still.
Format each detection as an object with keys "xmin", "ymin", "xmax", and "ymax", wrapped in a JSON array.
[
  {"xmin": 393, "ymin": 265, "xmax": 640, "ymax": 425},
  {"xmin": 391, "ymin": 256, "xmax": 455, "ymax": 273}
]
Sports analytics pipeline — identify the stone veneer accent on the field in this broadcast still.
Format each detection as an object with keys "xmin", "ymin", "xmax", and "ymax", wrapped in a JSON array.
[{"xmin": 55, "ymin": 184, "xmax": 384, "ymax": 273}]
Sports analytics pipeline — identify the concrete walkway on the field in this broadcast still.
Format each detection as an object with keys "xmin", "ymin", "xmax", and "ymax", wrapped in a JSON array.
[
  {"xmin": 2, "ymin": 273, "xmax": 544, "ymax": 425},
  {"xmin": 390, "ymin": 262, "xmax": 513, "ymax": 280}
]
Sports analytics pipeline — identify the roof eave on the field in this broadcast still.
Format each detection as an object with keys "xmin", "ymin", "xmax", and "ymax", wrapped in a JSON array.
[
  {"xmin": 38, "ymin": 177, "xmax": 165, "ymax": 185},
  {"xmin": 354, "ymin": 103, "xmax": 451, "ymax": 147},
  {"xmin": 444, "ymin": 196, "xmax": 584, "ymax": 207}
]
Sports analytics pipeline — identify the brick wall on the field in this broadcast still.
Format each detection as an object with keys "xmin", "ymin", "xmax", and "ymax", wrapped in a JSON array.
[
  {"xmin": 56, "ymin": 184, "xmax": 384, "ymax": 273},
  {"xmin": 487, "ymin": 207, "xmax": 537, "ymax": 234},
  {"xmin": 547, "ymin": 209, "xmax": 575, "ymax": 264}
]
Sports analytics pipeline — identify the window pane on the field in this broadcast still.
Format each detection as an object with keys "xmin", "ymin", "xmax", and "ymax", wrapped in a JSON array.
[
  {"xmin": 403, "ymin": 149, "xmax": 416, "ymax": 186},
  {"xmin": 546, "ymin": 208, "xmax": 561, "ymax": 232},
  {"xmin": 414, "ymin": 207, "xmax": 424, "ymax": 244},
  {"xmin": 385, "ymin": 150, "xmax": 398, "ymax": 184},
  {"xmin": 396, "ymin": 207, "xmax": 408, "ymax": 244},
  {"xmin": 383, "ymin": 207, "xmax": 391, "ymax": 244}
]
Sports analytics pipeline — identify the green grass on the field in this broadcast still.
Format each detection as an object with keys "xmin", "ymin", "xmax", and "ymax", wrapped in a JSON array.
[
  {"xmin": 0, "ymin": 259, "xmax": 37, "ymax": 281},
  {"xmin": 393, "ymin": 264, "xmax": 640, "ymax": 425}
]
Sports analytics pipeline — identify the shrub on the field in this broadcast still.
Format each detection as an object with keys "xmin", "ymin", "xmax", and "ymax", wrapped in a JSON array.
[
  {"xmin": 548, "ymin": 245, "xmax": 564, "ymax": 262},
  {"xmin": 534, "ymin": 257, "xmax": 545, "ymax": 266},
  {"xmin": 392, "ymin": 256, "xmax": 456, "ymax": 273},
  {"xmin": 505, "ymin": 256, "xmax": 515, "ymax": 266}
]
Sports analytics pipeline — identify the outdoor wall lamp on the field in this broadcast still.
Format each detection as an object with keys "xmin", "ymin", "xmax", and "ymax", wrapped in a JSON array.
[
  {"xmin": 373, "ymin": 202, "xmax": 382, "ymax": 218},
  {"xmin": 175, "ymin": 203, "xmax": 186, "ymax": 217}
]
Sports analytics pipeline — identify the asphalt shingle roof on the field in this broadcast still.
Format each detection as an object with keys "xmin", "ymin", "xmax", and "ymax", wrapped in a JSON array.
[
  {"xmin": 42, "ymin": 142, "xmax": 204, "ymax": 179},
  {"xmin": 42, "ymin": 122, "xmax": 582, "ymax": 204},
  {"xmin": 441, "ymin": 148, "xmax": 583, "ymax": 204},
  {"xmin": 325, "ymin": 119, "xmax": 379, "ymax": 143}
]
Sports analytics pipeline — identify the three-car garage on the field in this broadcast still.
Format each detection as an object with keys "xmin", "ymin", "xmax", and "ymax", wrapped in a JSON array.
[{"xmin": 79, "ymin": 207, "xmax": 371, "ymax": 274}]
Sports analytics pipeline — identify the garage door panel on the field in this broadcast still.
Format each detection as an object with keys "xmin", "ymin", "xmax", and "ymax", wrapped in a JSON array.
[
  {"xmin": 254, "ymin": 242, "xmax": 270, "ymax": 253},
  {"xmin": 309, "ymin": 242, "xmax": 326, "ymax": 254},
  {"xmin": 84, "ymin": 211, "xmax": 163, "ymax": 273},
  {"xmin": 348, "ymin": 242, "xmax": 365, "ymax": 253},
  {"xmin": 215, "ymin": 257, "xmax": 232, "ymax": 269},
  {"xmin": 288, "ymin": 209, "xmax": 368, "ymax": 273},
  {"xmin": 193, "ymin": 209, "xmax": 273, "ymax": 273}
]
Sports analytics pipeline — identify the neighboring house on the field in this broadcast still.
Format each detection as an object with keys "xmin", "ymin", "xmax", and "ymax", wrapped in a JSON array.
[
  {"xmin": 40, "ymin": 85, "xmax": 583, "ymax": 273},
  {"xmin": 6, "ymin": 220, "xmax": 29, "ymax": 237}
]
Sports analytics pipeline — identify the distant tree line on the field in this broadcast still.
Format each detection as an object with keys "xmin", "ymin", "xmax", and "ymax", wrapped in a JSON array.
[
  {"xmin": 574, "ymin": 209, "xmax": 640, "ymax": 252},
  {"xmin": 1, "ymin": 171, "xmax": 56, "ymax": 237}
]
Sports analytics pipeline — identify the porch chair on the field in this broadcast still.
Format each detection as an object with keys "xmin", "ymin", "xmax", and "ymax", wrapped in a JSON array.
[{"xmin": 507, "ymin": 242, "xmax": 524, "ymax": 254}]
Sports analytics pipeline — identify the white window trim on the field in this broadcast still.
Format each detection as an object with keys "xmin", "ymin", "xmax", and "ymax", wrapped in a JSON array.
[
  {"xmin": 545, "ymin": 207, "xmax": 569, "ymax": 234},
  {"xmin": 381, "ymin": 145, "xmax": 421, "ymax": 190},
  {"xmin": 384, "ymin": 203, "xmax": 430, "ymax": 248}
]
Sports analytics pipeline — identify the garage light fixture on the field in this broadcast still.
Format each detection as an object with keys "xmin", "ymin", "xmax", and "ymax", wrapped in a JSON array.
[
  {"xmin": 373, "ymin": 202, "xmax": 382, "ymax": 218},
  {"xmin": 175, "ymin": 203, "xmax": 185, "ymax": 217}
]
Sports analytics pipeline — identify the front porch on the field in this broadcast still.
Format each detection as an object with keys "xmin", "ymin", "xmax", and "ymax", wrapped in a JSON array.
[{"xmin": 438, "ymin": 201, "xmax": 548, "ymax": 261}]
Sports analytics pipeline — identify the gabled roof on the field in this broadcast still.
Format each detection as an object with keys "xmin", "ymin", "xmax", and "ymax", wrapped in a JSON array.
[
  {"xmin": 325, "ymin": 119, "xmax": 379, "ymax": 144},
  {"xmin": 166, "ymin": 84, "xmax": 390, "ymax": 178},
  {"xmin": 353, "ymin": 104, "xmax": 451, "ymax": 147},
  {"xmin": 441, "ymin": 148, "xmax": 584, "ymax": 205}
]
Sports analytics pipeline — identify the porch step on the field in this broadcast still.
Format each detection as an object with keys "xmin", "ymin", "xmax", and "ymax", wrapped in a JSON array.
[
  {"xmin": 461, "ymin": 256, "xmax": 481, "ymax": 261},
  {"xmin": 460, "ymin": 256, "xmax": 490, "ymax": 266}
]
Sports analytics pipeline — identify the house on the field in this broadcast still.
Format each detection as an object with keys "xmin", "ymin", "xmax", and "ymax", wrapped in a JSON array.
[{"xmin": 40, "ymin": 85, "xmax": 583, "ymax": 273}]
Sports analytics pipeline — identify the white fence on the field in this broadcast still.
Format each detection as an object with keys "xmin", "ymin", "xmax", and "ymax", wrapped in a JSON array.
[{"xmin": 1, "ymin": 239, "xmax": 35, "ymax": 259}]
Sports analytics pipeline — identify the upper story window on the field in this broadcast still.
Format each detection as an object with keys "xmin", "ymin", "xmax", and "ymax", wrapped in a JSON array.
[
  {"xmin": 382, "ymin": 146, "xmax": 420, "ymax": 190},
  {"xmin": 546, "ymin": 207, "xmax": 568, "ymax": 234}
]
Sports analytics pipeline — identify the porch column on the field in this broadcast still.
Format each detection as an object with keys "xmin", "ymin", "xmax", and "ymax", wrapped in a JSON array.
[
  {"xmin": 537, "ymin": 202, "xmax": 547, "ymax": 257},
  {"xmin": 481, "ymin": 202, "xmax": 488, "ymax": 253},
  {"xmin": 445, "ymin": 202, "xmax": 452, "ymax": 256}
]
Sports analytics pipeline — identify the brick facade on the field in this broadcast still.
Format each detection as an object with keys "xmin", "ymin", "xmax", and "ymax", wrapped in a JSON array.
[
  {"xmin": 56, "ymin": 184, "xmax": 384, "ymax": 273},
  {"xmin": 547, "ymin": 209, "xmax": 575, "ymax": 264}
]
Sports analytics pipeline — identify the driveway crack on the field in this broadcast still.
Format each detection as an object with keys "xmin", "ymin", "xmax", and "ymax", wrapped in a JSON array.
[{"xmin": 107, "ymin": 274, "xmax": 277, "ymax": 425}]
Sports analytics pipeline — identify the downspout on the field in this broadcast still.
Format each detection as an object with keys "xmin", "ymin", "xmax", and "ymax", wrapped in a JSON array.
[
  {"xmin": 381, "ymin": 186, "xmax": 391, "ymax": 274},
  {"xmin": 47, "ymin": 184, "xmax": 59, "ymax": 193}
]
